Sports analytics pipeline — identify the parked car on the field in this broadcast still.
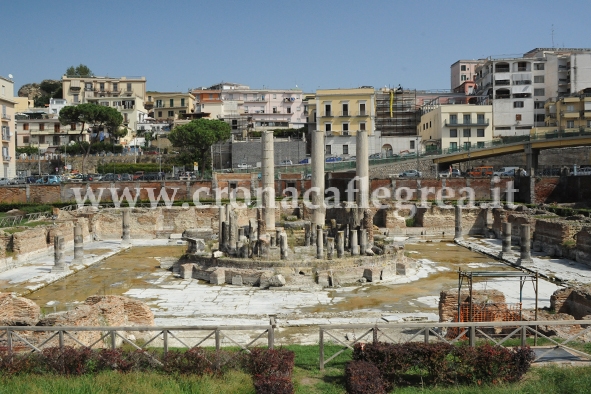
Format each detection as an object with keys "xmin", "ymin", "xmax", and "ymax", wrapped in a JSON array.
[
  {"xmin": 451, "ymin": 169, "xmax": 461, "ymax": 177},
  {"xmin": 280, "ymin": 160, "xmax": 293, "ymax": 166},
  {"xmin": 120, "ymin": 173, "xmax": 133, "ymax": 181},
  {"xmin": 368, "ymin": 153, "xmax": 382, "ymax": 159},
  {"xmin": 133, "ymin": 171, "xmax": 145, "ymax": 180},
  {"xmin": 299, "ymin": 158, "xmax": 312, "ymax": 164},
  {"xmin": 236, "ymin": 163, "xmax": 253, "ymax": 169},
  {"xmin": 10, "ymin": 177, "xmax": 26, "ymax": 185},
  {"xmin": 399, "ymin": 169, "xmax": 422, "ymax": 178},
  {"xmin": 36, "ymin": 175, "xmax": 61, "ymax": 184},
  {"xmin": 493, "ymin": 166, "xmax": 519, "ymax": 177},
  {"xmin": 325, "ymin": 156, "xmax": 342, "ymax": 163},
  {"xmin": 102, "ymin": 173, "xmax": 122, "ymax": 182},
  {"xmin": 0, "ymin": 178, "xmax": 10, "ymax": 185},
  {"xmin": 467, "ymin": 166, "xmax": 494, "ymax": 177},
  {"xmin": 346, "ymin": 156, "xmax": 357, "ymax": 161}
]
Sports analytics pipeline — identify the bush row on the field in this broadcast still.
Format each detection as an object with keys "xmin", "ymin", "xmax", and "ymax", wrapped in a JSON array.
[
  {"xmin": 0, "ymin": 347, "xmax": 295, "ymax": 393},
  {"xmin": 348, "ymin": 342, "xmax": 534, "ymax": 392}
]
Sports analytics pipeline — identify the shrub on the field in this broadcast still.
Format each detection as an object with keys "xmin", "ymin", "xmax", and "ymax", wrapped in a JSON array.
[
  {"xmin": 248, "ymin": 348, "xmax": 295, "ymax": 378},
  {"xmin": 0, "ymin": 350, "xmax": 44, "ymax": 376},
  {"xmin": 345, "ymin": 360, "xmax": 386, "ymax": 394},
  {"xmin": 41, "ymin": 346, "xmax": 93, "ymax": 375},
  {"xmin": 253, "ymin": 375, "xmax": 294, "ymax": 394},
  {"xmin": 162, "ymin": 348, "xmax": 213, "ymax": 376}
]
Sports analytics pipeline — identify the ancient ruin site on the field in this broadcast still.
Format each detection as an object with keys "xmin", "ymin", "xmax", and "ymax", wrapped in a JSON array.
[{"xmin": 2, "ymin": 130, "xmax": 591, "ymax": 361}]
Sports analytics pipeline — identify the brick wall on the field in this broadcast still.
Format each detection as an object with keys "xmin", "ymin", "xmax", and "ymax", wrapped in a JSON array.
[{"xmin": 231, "ymin": 140, "xmax": 307, "ymax": 168}]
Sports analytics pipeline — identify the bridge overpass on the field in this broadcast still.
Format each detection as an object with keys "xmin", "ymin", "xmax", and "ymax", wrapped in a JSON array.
[{"xmin": 431, "ymin": 131, "xmax": 591, "ymax": 175}]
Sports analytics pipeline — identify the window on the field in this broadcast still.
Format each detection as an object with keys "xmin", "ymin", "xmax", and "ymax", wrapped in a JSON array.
[
  {"xmin": 588, "ymin": 120, "xmax": 591, "ymax": 128},
  {"xmin": 325, "ymin": 123, "xmax": 332, "ymax": 132},
  {"xmin": 461, "ymin": 65, "xmax": 466, "ymax": 71},
  {"xmin": 534, "ymin": 76, "xmax": 544, "ymax": 83},
  {"xmin": 287, "ymin": 107, "xmax": 291, "ymax": 114},
  {"xmin": 156, "ymin": 100, "xmax": 163, "ymax": 108},
  {"xmin": 534, "ymin": 88, "xmax": 545, "ymax": 96},
  {"xmin": 23, "ymin": 123, "xmax": 29, "ymax": 131},
  {"xmin": 449, "ymin": 114, "xmax": 458, "ymax": 124},
  {"xmin": 516, "ymin": 114, "xmax": 522, "ymax": 121},
  {"xmin": 463, "ymin": 114, "xmax": 471, "ymax": 124},
  {"xmin": 410, "ymin": 140, "xmax": 415, "ymax": 149},
  {"xmin": 534, "ymin": 101, "xmax": 545, "ymax": 109},
  {"xmin": 272, "ymin": 107, "xmax": 278, "ymax": 114},
  {"xmin": 168, "ymin": 111, "xmax": 174, "ymax": 117},
  {"xmin": 170, "ymin": 99, "xmax": 174, "ymax": 107},
  {"xmin": 359, "ymin": 102, "xmax": 366, "ymax": 116},
  {"xmin": 359, "ymin": 122, "xmax": 366, "ymax": 131},
  {"xmin": 342, "ymin": 103, "xmax": 349, "ymax": 116},
  {"xmin": 71, "ymin": 123, "xmax": 76, "ymax": 130},
  {"xmin": 23, "ymin": 136, "xmax": 29, "ymax": 144},
  {"xmin": 273, "ymin": 94, "xmax": 277, "ymax": 99},
  {"xmin": 477, "ymin": 114, "xmax": 485, "ymax": 124},
  {"xmin": 73, "ymin": 94, "xmax": 79, "ymax": 103},
  {"xmin": 243, "ymin": 94, "xmax": 247, "ymax": 101},
  {"xmin": 99, "ymin": 82, "xmax": 105, "ymax": 91},
  {"xmin": 464, "ymin": 142, "xmax": 471, "ymax": 150},
  {"xmin": 450, "ymin": 129, "xmax": 458, "ymax": 137},
  {"xmin": 477, "ymin": 129, "xmax": 485, "ymax": 137},
  {"xmin": 477, "ymin": 141, "xmax": 485, "ymax": 148},
  {"xmin": 343, "ymin": 145, "xmax": 349, "ymax": 155},
  {"xmin": 449, "ymin": 142, "xmax": 457, "ymax": 150},
  {"xmin": 39, "ymin": 136, "xmax": 45, "ymax": 144},
  {"xmin": 100, "ymin": 101, "xmax": 109, "ymax": 106},
  {"xmin": 463, "ymin": 129, "xmax": 471, "ymax": 137},
  {"xmin": 113, "ymin": 82, "xmax": 118, "ymax": 91},
  {"xmin": 85, "ymin": 82, "xmax": 93, "ymax": 90},
  {"xmin": 53, "ymin": 136, "xmax": 60, "ymax": 145},
  {"xmin": 157, "ymin": 111, "xmax": 162, "ymax": 117},
  {"xmin": 342, "ymin": 123, "xmax": 349, "ymax": 132},
  {"xmin": 567, "ymin": 120, "xmax": 575, "ymax": 128},
  {"xmin": 181, "ymin": 98, "xmax": 185, "ymax": 107},
  {"xmin": 324, "ymin": 104, "xmax": 331, "ymax": 116},
  {"xmin": 325, "ymin": 145, "xmax": 331, "ymax": 155},
  {"xmin": 461, "ymin": 74, "xmax": 467, "ymax": 81},
  {"xmin": 534, "ymin": 63, "xmax": 545, "ymax": 70},
  {"xmin": 54, "ymin": 124, "xmax": 60, "ymax": 132},
  {"xmin": 514, "ymin": 101, "xmax": 524, "ymax": 108},
  {"xmin": 39, "ymin": 123, "xmax": 45, "ymax": 131},
  {"xmin": 567, "ymin": 105, "xmax": 575, "ymax": 112},
  {"xmin": 126, "ymin": 83, "xmax": 132, "ymax": 92},
  {"xmin": 535, "ymin": 114, "xmax": 545, "ymax": 122}
]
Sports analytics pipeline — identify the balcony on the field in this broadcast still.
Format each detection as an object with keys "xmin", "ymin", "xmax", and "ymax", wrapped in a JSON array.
[
  {"xmin": 357, "ymin": 110, "xmax": 367, "ymax": 116},
  {"xmin": 244, "ymin": 97, "xmax": 267, "ymax": 103},
  {"xmin": 444, "ymin": 119, "xmax": 489, "ymax": 127},
  {"xmin": 322, "ymin": 111, "xmax": 332, "ymax": 117},
  {"xmin": 561, "ymin": 110, "xmax": 580, "ymax": 118},
  {"xmin": 495, "ymin": 94, "xmax": 510, "ymax": 99},
  {"xmin": 339, "ymin": 111, "xmax": 350, "ymax": 117},
  {"xmin": 559, "ymin": 78, "xmax": 569, "ymax": 86},
  {"xmin": 3, "ymin": 156, "xmax": 10, "ymax": 162},
  {"xmin": 495, "ymin": 80, "xmax": 510, "ymax": 86},
  {"xmin": 1, "ymin": 114, "xmax": 10, "ymax": 121},
  {"xmin": 2, "ymin": 132, "xmax": 11, "ymax": 141}
]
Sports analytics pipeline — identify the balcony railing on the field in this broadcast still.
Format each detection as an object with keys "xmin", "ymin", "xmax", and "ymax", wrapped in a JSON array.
[
  {"xmin": 339, "ymin": 111, "xmax": 350, "ymax": 117},
  {"xmin": 357, "ymin": 110, "xmax": 367, "ymax": 116},
  {"xmin": 2, "ymin": 133, "xmax": 11, "ymax": 141},
  {"xmin": 1, "ymin": 114, "xmax": 11, "ymax": 121},
  {"xmin": 3, "ymin": 156, "xmax": 11, "ymax": 162},
  {"xmin": 444, "ymin": 119, "xmax": 489, "ymax": 127},
  {"xmin": 322, "ymin": 111, "xmax": 333, "ymax": 117}
]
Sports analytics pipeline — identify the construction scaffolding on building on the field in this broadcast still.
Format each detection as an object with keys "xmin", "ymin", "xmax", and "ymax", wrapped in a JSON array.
[{"xmin": 375, "ymin": 88, "xmax": 420, "ymax": 137}]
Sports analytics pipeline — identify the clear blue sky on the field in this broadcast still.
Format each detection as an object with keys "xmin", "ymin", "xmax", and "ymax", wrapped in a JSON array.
[{"xmin": 2, "ymin": 0, "xmax": 590, "ymax": 94}]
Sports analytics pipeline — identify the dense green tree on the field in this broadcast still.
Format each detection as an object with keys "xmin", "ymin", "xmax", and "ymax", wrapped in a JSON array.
[
  {"xmin": 65, "ymin": 64, "xmax": 94, "ymax": 77},
  {"xmin": 168, "ymin": 119, "xmax": 231, "ymax": 172},
  {"xmin": 58, "ymin": 103, "xmax": 123, "ymax": 172}
]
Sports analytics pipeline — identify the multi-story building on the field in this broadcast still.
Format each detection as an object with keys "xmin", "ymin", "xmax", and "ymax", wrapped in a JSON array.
[
  {"xmin": 15, "ymin": 107, "xmax": 85, "ymax": 151},
  {"xmin": 314, "ymin": 87, "xmax": 377, "ymax": 157},
  {"xmin": 0, "ymin": 75, "xmax": 16, "ymax": 178},
  {"xmin": 192, "ymin": 82, "xmax": 305, "ymax": 138},
  {"xmin": 450, "ymin": 60, "xmax": 484, "ymax": 91},
  {"xmin": 61, "ymin": 75, "xmax": 147, "ymax": 136},
  {"xmin": 474, "ymin": 48, "xmax": 591, "ymax": 138},
  {"xmin": 145, "ymin": 92, "xmax": 196, "ymax": 122},
  {"xmin": 531, "ymin": 88, "xmax": 591, "ymax": 135},
  {"xmin": 418, "ymin": 96, "xmax": 492, "ymax": 153}
]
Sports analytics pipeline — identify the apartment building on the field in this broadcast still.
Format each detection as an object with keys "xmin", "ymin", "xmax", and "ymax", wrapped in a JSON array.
[
  {"xmin": 61, "ymin": 75, "xmax": 147, "ymax": 134},
  {"xmin": 418, "ymin": 96, "xmax": 492, "ymax": 153},
  {"xmin": 530, "ymin": 88, "xmax": 591, "ymax": 135},
  {"xmin": 145, "ymin": 92, "xmax": 196, "ymax": 121},
  {"xmin": 15, "ymin": 107, "xmax": 86, "ymax": 151},
  {"xmin": 450, "ymin": 60, "xmax": 485, "ymax": 91},
  {"xmin": 314, "ymin": 87, "xmax": 377, "ymax": 157},
  {"xmin": 0, "ymin": 75, "xmax": 16, "ymax": 178},
  {"xmin": 473, "ymin": 48, "xmax": 591, "ymax": 138}
]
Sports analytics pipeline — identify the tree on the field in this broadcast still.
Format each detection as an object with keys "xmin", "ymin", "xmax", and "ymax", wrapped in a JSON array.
[
  {"xmin": 65, "ymin": 64, "xmax": 93, "ymax": 77},
  {"xmin": 168, "ymin": 119, "xmax": 231, "ymax": 172},
  {"xmin": 58, "ymin": 103, "xmax": 123, "ymax": 172}
]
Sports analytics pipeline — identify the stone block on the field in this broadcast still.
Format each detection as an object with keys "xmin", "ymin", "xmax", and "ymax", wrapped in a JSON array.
[
  {"xmin": 212, "ymin": 250, "xmax": 224, "ymax": 258},
  {"xmin": 169, "ymin": 233, "xmax": 183, "ymax": 239},
  {"xmin": 179, "ymin": 263, "xmax": 195, "ymax": 279},
  {"xmin": 209, "ymin": 269, "xmax": 226, "ymax": 285},
  {"xmin": 269, "ymin": 274, "xmax": 286, "ymax": 287},
  {"xmin": 259, "ymin": 271, "xmax": 273, "ymax": 289},
  {"xmin": 232, "ymin": 275, "xmax": 243, "ymax": 286},
  {"xmin": 362, "ymin": 268, "xmax": 381, "ymax": 282},
  {"xmin": 317, "ymin": 271, "xmax": 330, "ymax": 288}
]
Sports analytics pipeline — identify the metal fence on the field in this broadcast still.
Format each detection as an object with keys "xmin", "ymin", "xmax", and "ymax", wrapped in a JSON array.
[
  {"xmin": 0, "ymin": 212, "xmax": 52, "ymax": 229},
  {"xmin": 319, "ymin": 320, "xmax": 591, "ymax": 369}
]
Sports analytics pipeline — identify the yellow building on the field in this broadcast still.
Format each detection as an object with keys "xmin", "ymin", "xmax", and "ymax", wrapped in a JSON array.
[
  {"xmin": 145, "ymin": 92, "xmax": 196, "ymax": 121},
  {"xmin": 0, "ymin": 76, "xmax": 16, "ymax": 178},
  {"xmin": 418, "ymin": 101, "xmax": 493, "ymax": 153},
  {"xmin": 542, "ymin": 90, "xmax": 591, "ymax": 133}
]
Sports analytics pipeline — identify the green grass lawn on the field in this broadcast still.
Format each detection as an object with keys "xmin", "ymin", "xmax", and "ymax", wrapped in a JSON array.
[{"xmin": 2, "ymin": 345, "xmax": 591, "ymax": 393}]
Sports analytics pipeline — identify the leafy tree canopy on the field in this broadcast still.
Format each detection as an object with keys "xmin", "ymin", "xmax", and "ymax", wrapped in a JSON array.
[
  {"xmin": 168, "ymin": 119, "xmax": 231, "ymax": 171},
  {"xmin": 65, "ymin": 64, "xmax": 94, "ymax": 77}
]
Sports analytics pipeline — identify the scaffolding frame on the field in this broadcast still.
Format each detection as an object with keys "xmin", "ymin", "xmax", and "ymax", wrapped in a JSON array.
[{"xmin": 457, "ymin": 270, "xmax": 539, "ymax": 323}]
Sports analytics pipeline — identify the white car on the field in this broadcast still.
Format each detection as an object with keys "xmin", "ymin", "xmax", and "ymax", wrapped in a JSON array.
[
  {"xmin": 236, "ymin": 163, "xmax": 252, "ymax": 169},
  {"xmin": 280, "ymin": 160, "xmax": 293, "ymax": 166},
  {"xmin": 0, "ymin": 178, "xmax": 10, "ymax": 185}
]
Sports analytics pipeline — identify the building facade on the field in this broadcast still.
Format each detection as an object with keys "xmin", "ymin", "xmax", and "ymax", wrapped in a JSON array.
[
  {"xmin": 0, "ymin": 75, "xmax": 16, "ymax": 178},
  {"xmin": 145, "ymin": 92, "xmax": 196, "ymax": 122},
  {"xmin": 450, "ymin": 60, "xmax": 484, "ymax": 91}
]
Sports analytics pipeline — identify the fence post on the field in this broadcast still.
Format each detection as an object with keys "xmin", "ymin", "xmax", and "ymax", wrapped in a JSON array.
[
  {"xmin": 59, "ymin": 330, "xmax": 64, "ymax": 351},
  {"xmin": 424, "ymin": 326, "xmax": 430, "ymax": 343},
  {"xmin": 7, "ymin": 329, "xmax": 12, "ymax": 356},
  {"xmin": 268, "ymin": 326, "xmax": 275, "ymax": 350},
  {"xmin": 110, "ymin": 330, "xmax": 116, "ymax": 350},
  {"xmin": 469, "ymin": 325, "xmax": 476, "ymax": 347},
  {"xmin": 215, "ymin": 329, "xmax": 221, "ymax": 351},
  {"xmin": 373, "ymin": 325, "xmax": 378, "ymax": 343},
  {"xmin": 319, "ymin": 328, "xmax": 325, "ymax": 370},
  {"xmin": 163, "ymin": 330, "xmax": 168, "ymax": 355},
  {"xmin": 521, "ymin": 325, "xmax": 527, "ymax": 347}
]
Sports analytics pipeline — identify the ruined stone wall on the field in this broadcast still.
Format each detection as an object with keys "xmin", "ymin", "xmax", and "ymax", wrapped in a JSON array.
[
  {"xmin": 439, "ymin": 289, "xmax": 506, "ymax": 323},
  {"xmin": 551, "ymin": 287, "xmax": 591, "ymax": 319},
  {"xmin": 415, "ymin": 205, "xmax": 487, "ymax": 235},
  {"xmin": 575, "ymin": 227, "xmax": 591, "ymax": 266},
  {"xmin": 534, "ymin": 219, "xmax": 583, "ymax": 253}
]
